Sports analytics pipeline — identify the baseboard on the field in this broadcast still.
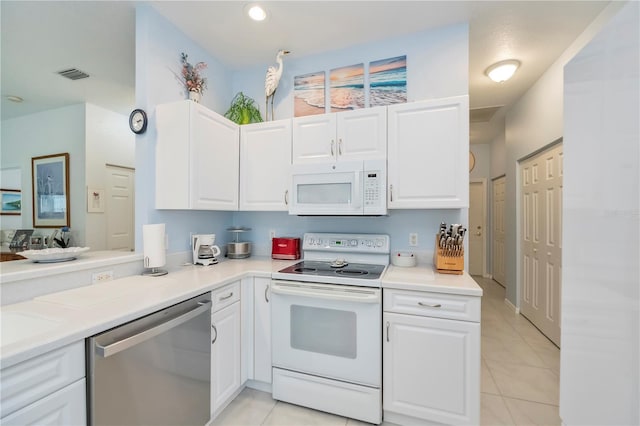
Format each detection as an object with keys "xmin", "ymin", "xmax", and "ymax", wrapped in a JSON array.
[
  {"xmin": 504, "ymin": 297, "xmax": 520, "ymax": 314},
  {"xmin": 245, "ymin": 379, "xmax": 272, "ymax": 393},
  {"xmin": 483, "ymin": 273, "xmax": 492, "ymax": 279}
]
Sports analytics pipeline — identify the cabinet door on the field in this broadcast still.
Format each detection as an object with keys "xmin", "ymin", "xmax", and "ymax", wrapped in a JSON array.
[
  {"xmin": 191, "ymin": 106, "xmax": 240, "ymax": 210},
  {"xmin": 383, "ymin": 312, "xmax": 480, "ymax": 425},
  {"xmin": 253, "ymin": 277, "xmax": 272, "ymax": 384},
  {"xmin": 240, "ymin": 120, "xmax": 292, "ymax": 210},
  {"xmin": 1, "ymin": 379, "xmax": 86, "ymax": 426},
  {"xmin": 387, "ymin": 96, "xmax": 469, "ymax": 208},
  {"xmin": 336, "ymin": 106, "xmax": 387, "ymax": 161},
  {"xmin": 292, "ymin": 113, "xmax": 336, "ymax": 164},
  {"xmin": 211, "ymin": 302, "xmax": 241, "ymax": 415}
]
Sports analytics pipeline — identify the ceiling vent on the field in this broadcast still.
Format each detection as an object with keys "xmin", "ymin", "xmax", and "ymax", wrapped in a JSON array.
[
  {"xmin": 57, "ymin": 68, "xmax": 90, "ymax": 80},
  {"xmin": 470, "ymin": 106, "xmax": 502, "ymax": 123}
]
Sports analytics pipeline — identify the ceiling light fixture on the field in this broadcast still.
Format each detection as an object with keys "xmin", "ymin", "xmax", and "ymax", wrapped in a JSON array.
[
  {"xmin": 485, "ymin": 59, "xmax": 521, "ymax": 83},
  {"xmin": 246, "ymin": 3, "xmax": 267, "ymax": 21},
  {"xmin": 6, "ymin": 95, "xmax": 23, "ymax": 103}
]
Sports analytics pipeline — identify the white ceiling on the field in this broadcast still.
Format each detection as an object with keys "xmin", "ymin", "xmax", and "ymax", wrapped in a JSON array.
[{"xmin": 1, "ymin": 1, "xmax": 609, "ymax": 144}]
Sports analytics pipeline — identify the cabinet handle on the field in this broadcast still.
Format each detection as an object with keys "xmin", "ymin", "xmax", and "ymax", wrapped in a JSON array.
[
  {"xmin": 284, "ymin": 190, "xmax": 289, "ymax": 205},
  {"xmin": 390, "ymin": 184, "xmax": 394, "ymax": 202},
  {"xmin": 418, "ymin": 302, "xmax": 442, "ymax": 308},
  {"xmin": 386, "ymin": 321, "xmax": 390, "ymax": 342},
  {"xmin": 338, "ymin": 138, "xmax": 343, "ymax": 155},
  {"xmin": 211, "ymin": 324, "xmax": 217, "ymax": 344},
  {"xmin": 220, "ymin": 292, "xmax": 233, "ymax": 301},
  {"xmin": 265, "ymin": 285, "xmax": 270, "ymax": 303},
  {"xmin": 331, "ymin": 140, "xmax": 335, "ymax": 156}
]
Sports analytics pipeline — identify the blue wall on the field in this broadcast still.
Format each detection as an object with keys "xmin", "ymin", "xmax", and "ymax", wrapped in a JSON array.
[{"xmin": 135, "ymin": 4, "xmax": 469, "ymax": 257}]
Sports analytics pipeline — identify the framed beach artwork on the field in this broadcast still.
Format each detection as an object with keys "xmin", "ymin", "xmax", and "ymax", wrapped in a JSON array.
[
  {"xmin": 31, "ymin": 153, "xmax": 70, "ymax": 228},
  {"xmin": 369, "ymin": 55, "xmax": 407, "ymax": 107},
  {"xmin": 0, "ymin": 189, "xmax": 21, "ymax": 215},
  {"xmin": 294, "ymin": 71, "xmax": 326, "ymax": 117},
  {"xmin": 330, "ymin": 63, "xmax": 364, "ymax": 112}
]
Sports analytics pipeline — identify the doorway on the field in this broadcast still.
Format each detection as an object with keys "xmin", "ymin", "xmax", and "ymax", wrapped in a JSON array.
[
  {"xmin": 519, "ymin": 142, "xmax": 563, "ymax": 346},
  {"xmin": 106, "ymin": 165, "xmax": 135, "ymax": 251},
  {"xmin": 469, "ymin": 179, "xmax": 487, "ymax": 276},
  {"xmin": 492, "ymin": 176, "xmax": 506, "ymax": 286}
]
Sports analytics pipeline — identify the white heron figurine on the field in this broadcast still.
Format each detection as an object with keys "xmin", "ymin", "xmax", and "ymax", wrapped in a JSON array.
[{"xmin": 265, "ymin": 49, "xmax": 290, "ymax": 121}]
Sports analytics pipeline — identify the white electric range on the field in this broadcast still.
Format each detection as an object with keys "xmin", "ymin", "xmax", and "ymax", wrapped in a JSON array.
[{"xmin": 270, "ymin": 233, "xmax": 390, "ymax": 425}]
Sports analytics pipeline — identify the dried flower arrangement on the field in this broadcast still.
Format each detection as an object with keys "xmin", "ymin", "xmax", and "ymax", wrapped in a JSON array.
[{"xmin": 181, "ymin": 52, "xmax": 207, "ymax": 94}]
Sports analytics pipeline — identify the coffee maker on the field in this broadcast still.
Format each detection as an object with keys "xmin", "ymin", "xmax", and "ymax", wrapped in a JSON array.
[{"xmin": 192, "ymin": 234, "xmax": 221, "ymax": 266}]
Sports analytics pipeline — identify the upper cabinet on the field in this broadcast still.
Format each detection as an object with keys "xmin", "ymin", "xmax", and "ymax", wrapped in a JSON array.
[
  {"xmin": 240, "ymin": 120, "xmax": 292, "ymax": 211},
  {"xmin": 387, "ymin": 96, "xmax": 469, "ymax": 209},
  {"xmin": 292, "ymin": 107, "xmax": 387, "ymax": 164},
  {"xmin": 156, "ymin": 100, "xmax": 239, "ymax": 210}
]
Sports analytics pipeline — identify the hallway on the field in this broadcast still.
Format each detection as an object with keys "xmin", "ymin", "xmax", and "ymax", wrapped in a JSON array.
[
  {"xmin": 213, "ymin": 277, "xmax": 562, "ymax": 425},
  {"xmin": 476, "ymin": 276, "xmax": 561, "ymax": 425}
]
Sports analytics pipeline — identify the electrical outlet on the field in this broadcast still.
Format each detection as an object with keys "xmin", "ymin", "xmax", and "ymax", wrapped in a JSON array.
[
  {"xmin": 409, "ymin": 233, "xmax": 418, "ymax": 246},
  {"xmin": 269, "ymin": 230, "xmax": 276, "ymax": 240},
  {"xmin": 92, "ymin": 270, "xmax": 114, "ymax": 284}
]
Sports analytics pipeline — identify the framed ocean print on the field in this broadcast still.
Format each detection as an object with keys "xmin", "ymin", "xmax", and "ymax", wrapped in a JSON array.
[
  {"xmin": 0, "ymin": 189, "xmax": 21, "ymax": 215},
  {"xmin": 369, "ymin": 55, "xmax": 407, "ymax": 107},
  {"xmin": 330, "ymin": 63, "xmax": 364, "ymax": 112},
  {"xmin": 294, "ymin": 71, "xmax": 326, "ymax": 117},
  {"xmin": 31, "ymin": 153, "xmax": 70, "ymax": 228}
]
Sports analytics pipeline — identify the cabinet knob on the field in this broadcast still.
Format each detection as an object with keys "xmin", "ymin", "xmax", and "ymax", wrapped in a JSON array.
[
  {"xmin": 331, "ymin": 140, "xmax": 335, "ymax": 156},
  {"xmin": 211, "ymin": 324, "xmax": 217, "ymax": 344},
  {"xmin": 284, "ymin": 190, "xmax": 289, "ymax": 205},
  {"xmin": 338, "ymin": 138, "xmax": 343, "ymax": 155}
]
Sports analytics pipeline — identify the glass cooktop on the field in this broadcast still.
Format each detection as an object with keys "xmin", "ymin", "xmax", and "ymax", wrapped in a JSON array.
[{"xmin": 277, "ymin": 260, "xmax": 385, "ymax": 280}]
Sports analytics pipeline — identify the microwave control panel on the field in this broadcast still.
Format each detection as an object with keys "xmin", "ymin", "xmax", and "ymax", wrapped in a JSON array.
[{"xmin": 363, "ymin": 160, "xmax": 387, "ymax": 215}]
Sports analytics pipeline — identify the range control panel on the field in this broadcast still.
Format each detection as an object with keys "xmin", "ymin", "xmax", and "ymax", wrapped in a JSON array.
[{"xmin": 303, "ymin": 233, "xmax": 390, "ymax": 254}]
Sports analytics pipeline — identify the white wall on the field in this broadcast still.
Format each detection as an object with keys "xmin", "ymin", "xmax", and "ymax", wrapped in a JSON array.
[
  {"xmin": 85, "ymin": 103, "xmax": 135, "ymax": 250},
  {"xmin": 560, "ymin": 2, "xmax": 639, "ymax": 423},
  {"xmin": 1, "ymin": 104, "xmax": 86, "ymax": 245},
  {"xmin": 501, "ymin": 1, "xmax": 626, "ymax": 304},
  {"xmin": 136, "ymin": 4, "xmax": 470, "ymax": 256}
]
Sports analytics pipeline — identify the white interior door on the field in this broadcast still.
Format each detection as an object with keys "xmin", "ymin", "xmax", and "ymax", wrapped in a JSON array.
[
  {"xmin": 492, "ymin": 176, "xmax": 506, "ymax": 286},
  {"xmin": 520, "ymin": 143, "xmax": 563, "ymax": 346},
  {"xmin": 106, "ymin": 165, "xmax": 134, "ymax": 251},
  {"xmin": 469, "ymin": 180, "xmax": 486, "ymax": 276}
]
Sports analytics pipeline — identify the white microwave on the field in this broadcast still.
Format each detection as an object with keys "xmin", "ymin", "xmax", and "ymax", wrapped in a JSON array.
[{"xmin": 289, "ymin": 160, "xmax": 387, "ymax": 216}]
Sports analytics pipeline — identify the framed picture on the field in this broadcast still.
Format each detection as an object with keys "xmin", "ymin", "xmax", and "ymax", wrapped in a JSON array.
[
  {"xmin": 0, "ymin": 189, "xmax": 21, "ymax": 215},
  {"xmin": 294, "ymin": 71, "xmax": 326, "ymax": 117},
  {"xmin": 9, "ymin": 229, "xmax": 34, "ymax": 250},
  {"xmin": 369, "ymin": 55, "xmax": 407, "ymax": 107},
  {"xmin": 31, "ymin": 153, "xmax": 70, "ymax": 228},
  {"xmin": 330, "ymin": 63, "xmax": 364, "ymax": 112}
]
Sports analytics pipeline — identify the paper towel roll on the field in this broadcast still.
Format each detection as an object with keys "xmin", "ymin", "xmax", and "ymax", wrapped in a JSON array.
[{"xmin": 143, "ymin": 223, "xmax": 166, "ymax": 269}]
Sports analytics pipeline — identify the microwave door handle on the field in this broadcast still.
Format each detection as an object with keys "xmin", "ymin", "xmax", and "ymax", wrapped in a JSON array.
[{"xmin": 352, "ymin": 170, "xmax": 362, "ymax": 210}]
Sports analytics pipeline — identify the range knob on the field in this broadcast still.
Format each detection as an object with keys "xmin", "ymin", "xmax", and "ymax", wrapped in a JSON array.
[
  {"xmin": 376, "ymin": 240, "xmax": 383, "ymax": 247},
  {"xmin": 350, "ymin": 239, "xmax": 358, "ymax": 246}
]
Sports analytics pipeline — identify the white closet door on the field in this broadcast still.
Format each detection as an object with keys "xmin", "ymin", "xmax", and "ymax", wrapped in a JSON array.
[
  {"xmin": 520, "ymin": 143, "xmax": 563, "ymax": 346},
  {"xmin": 492, "ymin": 176, "xmax": 506, "ymax": 286},
  {"xmin": 469, "ymin": 180, "xmax": 486, "ymax": 276}
]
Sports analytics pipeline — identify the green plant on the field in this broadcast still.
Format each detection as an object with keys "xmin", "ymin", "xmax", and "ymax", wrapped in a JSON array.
[{"xmin": 224, "ymin": 92, "xmax": 263, "ymax": 124}]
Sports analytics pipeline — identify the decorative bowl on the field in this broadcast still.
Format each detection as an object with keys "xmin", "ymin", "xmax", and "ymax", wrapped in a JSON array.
[{"xmin": 19, "ymin": 247, "xmax": 90, "ymax": 263}]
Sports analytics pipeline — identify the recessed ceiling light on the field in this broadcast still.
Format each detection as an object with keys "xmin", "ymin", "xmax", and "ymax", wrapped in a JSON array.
[
  {"xmin": 246, "ymin": 3, "xmax": 267, "ymax": 21},
  {"xmin": 485, "ymin": 59, "xmax": 521, "ymax": 83},
  {"xmin": 6, "ymin": 95, "xmax": 23, "ymax": 103}
]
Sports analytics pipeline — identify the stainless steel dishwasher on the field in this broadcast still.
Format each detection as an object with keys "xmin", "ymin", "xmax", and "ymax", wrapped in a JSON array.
[{"xmin": 87, "ymin": 293, "xmax": 212, "ymax": 426}]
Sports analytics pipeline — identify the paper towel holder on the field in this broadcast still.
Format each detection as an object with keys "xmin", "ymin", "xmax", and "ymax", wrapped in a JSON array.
[{"xmin": 142, "ymin": 223, "xmax": 168, "ymax": 277}]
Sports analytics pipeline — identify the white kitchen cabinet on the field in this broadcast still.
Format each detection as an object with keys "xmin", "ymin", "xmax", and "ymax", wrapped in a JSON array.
[
  {"xmin": 383, "ymin": 289, "xmax": 480, "ymax": 425},
  {"xmin": 387, "ymin": 95, "xmax": 469, "ymax": 208},
  {"xmin": 0, "ymin": 341, "xmax": 86, "ymax": 425},
  {"xmin": 156, "ymin": 100, "xmax": 239, "ymax": 210},
  {"xmin": 211, "ymin": 283, "xmax": 242, "ymax": 417},
  {"xmin": 292, "ymin": 107, "xmax": 387, "ymax": 164},
  {"xmin": 240, "ymin": 120, "xmax": 292, "ymax": 210},
  {"xmin": 253, "ymin": 277, "xmax": 272, "ymax": 384}
]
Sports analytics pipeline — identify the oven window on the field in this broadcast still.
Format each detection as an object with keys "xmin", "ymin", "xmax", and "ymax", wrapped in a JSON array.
[
  {"xmin": 297, "ymin": 183, "xmax": 352, "ymax": 204},
  {"xmin": 290, "ymin": 305, "xmax": 357, "ymax": 359}
]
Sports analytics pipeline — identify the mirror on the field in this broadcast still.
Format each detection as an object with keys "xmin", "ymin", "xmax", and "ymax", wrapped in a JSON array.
[{"xmin": 0, "ymin": 2, "xmax": 136, "ymax": 252}]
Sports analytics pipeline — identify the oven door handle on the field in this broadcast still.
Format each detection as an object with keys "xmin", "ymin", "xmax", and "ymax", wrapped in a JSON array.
[{"xmin": 271, "ymin": 282, "xmax": 380, "ymax": 303}]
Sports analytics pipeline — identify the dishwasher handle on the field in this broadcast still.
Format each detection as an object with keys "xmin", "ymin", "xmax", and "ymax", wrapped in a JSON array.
[{"xmin": 95, "ymin": 300, "xmax": 212, "ymax": 358}]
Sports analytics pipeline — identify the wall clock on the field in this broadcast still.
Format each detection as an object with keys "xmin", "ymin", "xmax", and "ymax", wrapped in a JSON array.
[{"xmin": 129, "ymin": 109, "xmax": 148, "ymax": 134}]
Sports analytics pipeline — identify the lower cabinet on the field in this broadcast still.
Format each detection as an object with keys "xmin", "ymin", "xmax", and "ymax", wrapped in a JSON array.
[
  {"xmin": 383, "ymin": 289, "xmax": 480, "ymax": 425},
  {"xmin": 211, "ymin": 282, "xmax": 242, "ymax": 418}
]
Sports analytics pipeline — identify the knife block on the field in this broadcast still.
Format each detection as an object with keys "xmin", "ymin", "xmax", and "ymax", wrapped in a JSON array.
[{"xmin": 434, "ymin": 235, "xmax": 464, "ymax": 275}]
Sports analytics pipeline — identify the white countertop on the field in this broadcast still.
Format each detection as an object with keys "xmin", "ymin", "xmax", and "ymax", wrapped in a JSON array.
[{"xmin": 0, "ymin": 257, "xmax": 481, "ymax": 369}]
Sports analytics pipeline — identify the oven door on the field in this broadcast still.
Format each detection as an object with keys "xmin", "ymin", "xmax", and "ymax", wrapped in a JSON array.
[
  {"xmin": 289, "ymin": 161, "xmax": 363, "ymax": 215},
  {"xmin": 271, "ymin": 280, "xmax": 381, "ymax": 387}
]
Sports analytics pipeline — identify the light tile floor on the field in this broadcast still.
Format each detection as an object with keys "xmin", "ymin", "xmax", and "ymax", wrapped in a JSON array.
[{"xmin": 213, "ymin": 276, "xmax": 561, "ymax": 425}]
